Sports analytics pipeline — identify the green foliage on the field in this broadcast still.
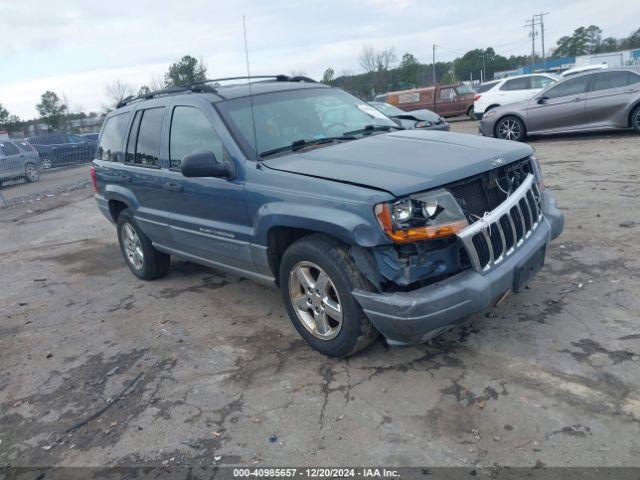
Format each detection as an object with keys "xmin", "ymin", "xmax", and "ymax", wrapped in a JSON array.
[
  {"xmin": 0, "ymin": 103, "xmax": 9, "ymax": 126},
  {"xmin": 36, "ymin": 91, "xmax": 68, "ymax": 130},
  {"xmin": 164, "ymin": 55, "xmax": 207, "ymax": 87},
  {"xmin": 398, "ymin": 53, "xmax": 419, "ymax": 87},
  {"xmin": 321, "ymin": 68, "xmax": 335, "ymax": 85},
  {"xmin": 138, "ymin": 85, "xmax": 151, "ymax": 96}
]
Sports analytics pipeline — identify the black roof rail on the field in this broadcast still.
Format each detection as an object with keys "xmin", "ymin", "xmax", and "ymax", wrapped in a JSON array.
[
  {"xmin": 191, "ymin": 74, "xmax": 317, "ymax": 87},
  {"xmin": 116, "ymin": 86, "xmax": 191, "ymax": 108},
  {"xmin": 115, "ymin": 75, "xmax": 318, "ymax": 108}
]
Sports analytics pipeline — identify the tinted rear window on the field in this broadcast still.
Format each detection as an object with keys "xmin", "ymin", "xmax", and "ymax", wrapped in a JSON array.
[
  {"xmin": 98, "ymin": 112, "xmax": 131, "ymax": 162},
  {"xmin": 501, "ymin": 77, "xmax": 530, "ymax": 91},
  {"xmin": 125, "ymin": 107, "xmax": 164, "ymax": 168},
  {"xmin": 477, "ymin": 81, "xmax": 499, "ymax": 93},
  {"xmin": 593, "ymin": 71, "xmax": 631, "ymax": 91}
]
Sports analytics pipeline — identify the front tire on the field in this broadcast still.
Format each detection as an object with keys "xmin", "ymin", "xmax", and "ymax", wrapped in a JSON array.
[
  {"xmin": 631, "ymin": 105, "xmax": 640, "ymax": 133},
  {"xmin": 116, "ymin": 209, "xmax": 170, "ymax": 280},
  {"xmin": 24, "ymin": 163, "xmax": 39, "ymax": 183},
  {"xmin": 279, "ymin": 235, "xmax": 379, "ymax": 357},
  {"xmin": 495, "ymin": 115, "xmax": 526, "ymax": 141}
]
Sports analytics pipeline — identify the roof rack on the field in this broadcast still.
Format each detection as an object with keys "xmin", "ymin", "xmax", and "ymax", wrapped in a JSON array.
[
  {"xmin": 191, "ymin": 74, "xmax": 317, "ymax": 86},
  {"xmin": 116, "ymin": 74, "xmax": 317, "ymax": 108}
]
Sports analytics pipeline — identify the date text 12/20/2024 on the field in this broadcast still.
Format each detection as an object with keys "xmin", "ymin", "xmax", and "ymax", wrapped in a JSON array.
[{"xmin": 233, "ymin": 468, "xmax": 400, "ymax": 478}]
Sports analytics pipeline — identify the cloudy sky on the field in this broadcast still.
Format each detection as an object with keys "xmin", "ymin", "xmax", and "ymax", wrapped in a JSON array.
[{"xmin": 1, "ymin": 0, "xmax": 639, "ymax": 118}]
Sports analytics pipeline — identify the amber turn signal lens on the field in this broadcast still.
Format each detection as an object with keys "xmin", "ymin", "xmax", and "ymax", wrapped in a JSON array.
[{"xmin": 375, "ymin": 204, "xmax": 468, "ymax": 243}]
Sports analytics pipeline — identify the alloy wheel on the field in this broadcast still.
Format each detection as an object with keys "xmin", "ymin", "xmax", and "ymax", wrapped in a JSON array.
[
  {"xmin": 635, "ymin": 109, "xmax": 640, "ymax": 128},
  {"xmin": 288, "ymin": 261, "xmax": 343, "ymax": 340},
  {"xmin": 120, "ymin": 223, "xmax": 144, "ymax": 271},
  {"xmin": 497, "ymin": 119, "xmax": 522, "ymax": 141},
  {"xmin": 26, "ymin": 164, "xmax": 38, "ymax": 181},
  {"xmin": 42, "ymin": 159, "xmax": 52, "ymax": 169}
]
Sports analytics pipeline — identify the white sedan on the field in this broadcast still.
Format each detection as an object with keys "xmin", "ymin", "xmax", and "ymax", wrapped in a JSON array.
[{"xmin": 474, "ymin": 74, "xmax": 557, "ymax": 119}]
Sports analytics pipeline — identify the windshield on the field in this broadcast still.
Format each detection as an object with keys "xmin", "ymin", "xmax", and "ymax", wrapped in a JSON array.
[
  {"xmin": 370, "ymin": 102, "xmax": 406, "ymax": 117},
  {"xmin": 216, "ymin": 87, "xmax": 397, "ymax": 159}
]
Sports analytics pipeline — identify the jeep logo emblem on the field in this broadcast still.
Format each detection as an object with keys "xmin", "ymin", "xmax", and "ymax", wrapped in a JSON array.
[{"xmin": 490, "ymin": 157, "xmax": 505, "ymax": 167}]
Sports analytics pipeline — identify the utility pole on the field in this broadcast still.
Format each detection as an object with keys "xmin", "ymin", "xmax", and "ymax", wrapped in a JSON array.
[
  {"xmin": 481, "ymin": 51, "xmax": 486, "ymax": 83},
  {"xmin": 535, "ymin": 12, "xmax": 549, "ymax": 72},
  {"xmin": 432, "ymin": 44, "xmax": 436, "ymax": 85},
  {"xmin": 525, "ymin": 17, "xmax": 538, "ymax": 71}
]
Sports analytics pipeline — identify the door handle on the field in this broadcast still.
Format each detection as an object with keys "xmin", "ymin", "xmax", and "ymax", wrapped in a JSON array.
[
  {"xmin": 163, "ymin": 182, "xmax": 183, "ymax": 192},
  {"xmin": 573, "ymin": 97, "xmax": 583, "ymax": 101}
]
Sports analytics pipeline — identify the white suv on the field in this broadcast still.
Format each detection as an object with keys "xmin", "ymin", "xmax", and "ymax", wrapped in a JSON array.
[{"xmin": 474, "ymin": 74, "xmax": 558, "ymax": 119}]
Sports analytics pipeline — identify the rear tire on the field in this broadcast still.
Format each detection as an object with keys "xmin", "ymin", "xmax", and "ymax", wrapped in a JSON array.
[
  {"xmin": 631, "ymin": 105, "xmax": 640, "ymax": 133},
  {"xmin": 279, "ymin": 234, "xmax": 379, "ymax": 357},
  {"xmin": 467, "ymin": 107, "xmax": 475, "ymax": 121},
  {"xmin": 495, "ymin": 115, "xmax": 526, "ymax": 142},
  {"xmin": 116, "ymin": 209, "xmax": 170, "ymax": 280}
]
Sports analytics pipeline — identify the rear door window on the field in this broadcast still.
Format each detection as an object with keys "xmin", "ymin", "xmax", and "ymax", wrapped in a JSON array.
[
  {"xmin": 439, "ymin": 88, "xmax": 455, "ymax": 100},
  {"xmin": 530, "ymin": 76, "xmax": 556, "ymax": 89},
  {"xmin": 125, "ymin": 107, "xmax": 164, "ymax": 168},
  {"xmin": 477, "ymin": 81, "xmax": 499, "ymax": 93},
  {"xmin": 501, "ymin": 77, "xmax": 530, "ymax": 91},
  {"xmin": 593, "ymin": 71, "xmax": 631, "ymax": 91},
  {"xmin": 169, "ymin": 106, "xmax": 226, "ymax": 170},
  {"xmin": 98, "ymin": 112, "xmax": 131, "ymax": 161}
]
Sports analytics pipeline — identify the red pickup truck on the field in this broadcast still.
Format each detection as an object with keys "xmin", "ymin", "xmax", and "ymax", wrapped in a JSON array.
[{"xmin": 375, "ymin": 84, "xmax": 476, "ymax": 119}]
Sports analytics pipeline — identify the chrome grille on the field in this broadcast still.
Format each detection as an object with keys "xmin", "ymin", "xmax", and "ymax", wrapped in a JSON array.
[{"xmin": 457, "ymin": 174, "xmax": 542, "ymax": 272}]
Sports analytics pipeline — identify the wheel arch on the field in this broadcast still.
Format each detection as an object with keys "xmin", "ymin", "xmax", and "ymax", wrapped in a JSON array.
[{"xmin": 627, "ymin": 100, "xmax": 640, "ymax": 127}]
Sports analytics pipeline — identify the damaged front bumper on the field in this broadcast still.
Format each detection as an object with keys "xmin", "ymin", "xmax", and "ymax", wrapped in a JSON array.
[{"xmin": 352, "ymin": 189, "xmax": 564, "ymax": 346}]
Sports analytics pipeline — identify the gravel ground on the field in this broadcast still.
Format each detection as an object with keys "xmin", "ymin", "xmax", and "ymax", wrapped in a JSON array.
[{"xmin": 1, "ymin": 121, "xmax": 639, "ymax": 472}]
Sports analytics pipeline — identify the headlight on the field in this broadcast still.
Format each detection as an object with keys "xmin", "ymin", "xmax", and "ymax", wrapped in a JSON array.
[
  {"xmin": 483, "ymin": 110, "xmax": 497, "ymax": 119},
  {"xmin": 529, "ymin": 154, "xmax": 545, "ymax": 190},
  {"xmin": 414, "ymin": 120, "xmax": 432, "ymax": 128},
  {"xmin": 375, "ymin": 189, "xmax": 469, "ymax": 243}
]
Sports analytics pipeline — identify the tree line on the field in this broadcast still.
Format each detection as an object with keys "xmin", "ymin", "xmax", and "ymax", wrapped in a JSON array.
[
  {"xmin": 1, "ymin": 25, "xmax": 638, "ymax": 135},
  {"xmin": 327, "ymin": 25, "xmax": 640, "ymax": 99}
]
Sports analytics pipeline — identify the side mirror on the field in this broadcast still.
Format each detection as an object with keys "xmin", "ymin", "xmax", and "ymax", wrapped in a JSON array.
[
  {"xmin": 180, "ymin": 151, "xmax": 235, "ymax": 178},
  {"xmin": 537, "ymin": 96, "xmax": 549, "ymax": 105}
]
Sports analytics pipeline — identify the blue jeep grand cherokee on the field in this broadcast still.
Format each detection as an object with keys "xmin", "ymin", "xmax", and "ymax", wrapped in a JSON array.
[{"xmin": 92, "ymin": 75, "xmax": 563, "ymax": 357}]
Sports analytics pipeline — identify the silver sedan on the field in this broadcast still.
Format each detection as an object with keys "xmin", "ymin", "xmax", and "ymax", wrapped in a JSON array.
[{"xmin": 479, "ymin": 67, "xmax": 640, "ymax": 141}]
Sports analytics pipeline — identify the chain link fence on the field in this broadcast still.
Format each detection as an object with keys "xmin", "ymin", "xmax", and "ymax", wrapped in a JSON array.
[{"xmin": 0, "ymin": 132, "xmax": 99, "ymax": 207}]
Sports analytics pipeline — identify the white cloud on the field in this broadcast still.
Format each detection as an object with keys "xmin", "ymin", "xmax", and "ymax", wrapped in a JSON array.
[{"xmin": 1, "ymin": 0, "xmax": 639, "ymax": 118}]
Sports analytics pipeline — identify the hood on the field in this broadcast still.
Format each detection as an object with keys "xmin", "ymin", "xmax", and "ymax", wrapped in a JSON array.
[
  {"xmin": 263, "ymin": 130, "xmax": 533, "ymax": 197},
  {"xmin": 401, "ymin": 108, "xmax": 442, "ymax": 123}
]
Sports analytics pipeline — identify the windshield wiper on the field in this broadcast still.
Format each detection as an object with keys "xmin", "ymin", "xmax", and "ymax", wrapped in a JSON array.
[
  {"xmin": 259, "ymin": 136, "xmax": 356, "ymax": 158},
  {"xmin": 341, "ymin": 124, "xmax": 404, "ymax": 136}
]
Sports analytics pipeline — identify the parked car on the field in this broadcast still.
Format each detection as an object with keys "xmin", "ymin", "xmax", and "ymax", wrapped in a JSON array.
[
  {"xmin": 479, "ymin": 67, "xmax": 640, "ymax": 141},
  {"xmin": 92, "ymin": 75, "xmax": 563, "ymax": 357},
  {"xmin": 0, "ymin": 139, "xmax": 41, "ymax": 184},
  {"xmin": 27, "ymin": 133, "xmax": 98, "ymax": 169},
  {"xmin": 81, "ymin": 133, "xmax": 100, "ymax": 142},
  {"xmin": 473, "ymin": 74, "xmax": 558, "ymax": 120},
  {"xmin": 369, "ymin": 101, "xmax": 450, "ymax": 131},
  {"xmin": 561, "ymin": 64, "xmax": 607, "ymax": 78},
  {"xmin": 377, "ymin": 84, "xmax": 476, "ymax": 119}
]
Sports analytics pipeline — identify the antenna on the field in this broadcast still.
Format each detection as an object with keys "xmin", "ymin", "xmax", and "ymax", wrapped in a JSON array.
[{"xmin": 242, "ymin": 15, "xmax": 259, "ymax": 160}]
